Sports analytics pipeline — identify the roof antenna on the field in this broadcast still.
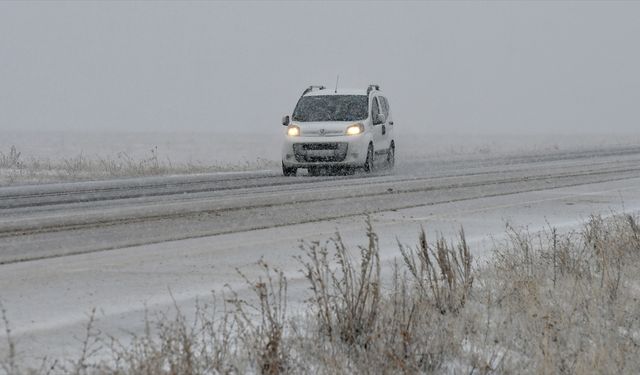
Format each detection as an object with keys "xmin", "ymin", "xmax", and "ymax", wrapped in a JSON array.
[{"xmin": 334, "ymin": 74, "xmax": 340, "ymax": 93}]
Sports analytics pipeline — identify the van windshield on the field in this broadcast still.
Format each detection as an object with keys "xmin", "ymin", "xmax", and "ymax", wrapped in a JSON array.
[{"xmin": 292, "ymin": 95, "xmax": 368, "ymax": 122}]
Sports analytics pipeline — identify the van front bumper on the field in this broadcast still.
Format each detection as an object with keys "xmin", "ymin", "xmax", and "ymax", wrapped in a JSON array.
[{"xmin": 281, "ymin": 135, "xmax": 369, "ymax": 168}]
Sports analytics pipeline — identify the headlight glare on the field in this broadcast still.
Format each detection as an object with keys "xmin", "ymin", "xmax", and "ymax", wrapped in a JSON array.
[
  {"xmin": 287, "ymin": 125, "xmax": 300, "ymax": 137},
  {"xmin": 346, "ymin": 123, "xmax": 364, "ymax": 136}
]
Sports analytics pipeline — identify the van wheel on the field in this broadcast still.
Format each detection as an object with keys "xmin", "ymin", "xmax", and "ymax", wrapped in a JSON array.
[
  {"xmin": 342, "ymin": 167, "xmax": 356, "ymax": 175},
  {"xmin": 363, "ymin": 145, "xmax": 374, "ymax": 173},
  {"xmin": 282, "ymin": 163, "xmax": 297, "ymax": 176},
  {"xmin": 387, "ymin": 144, "xmax": 395, "ymax": 169}
]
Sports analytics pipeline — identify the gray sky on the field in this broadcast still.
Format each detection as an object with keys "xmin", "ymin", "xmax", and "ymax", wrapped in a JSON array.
[{"xmin": 1, "ymin": 1, "xmax": 639, "ymax": 135}]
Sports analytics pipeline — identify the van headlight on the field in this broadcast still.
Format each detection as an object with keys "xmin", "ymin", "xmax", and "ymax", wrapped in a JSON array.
[
  {"xmin": 287, "ymin": 125, "xmax": 300, "ymax": 137},
  {"xmin": 346, "ymin": 123, "xmax": 364, "ymax": 136}
]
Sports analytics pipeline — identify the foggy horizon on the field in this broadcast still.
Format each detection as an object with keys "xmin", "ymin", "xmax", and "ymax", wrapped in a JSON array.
[{"xmin": 1, "ymin": 1, "xmax": 639, "ymax": 135}]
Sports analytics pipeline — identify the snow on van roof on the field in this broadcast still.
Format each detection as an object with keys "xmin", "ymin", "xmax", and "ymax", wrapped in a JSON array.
[{"xmin": 304, "ymin": 88, "xmax": 370, "ymax": 96}]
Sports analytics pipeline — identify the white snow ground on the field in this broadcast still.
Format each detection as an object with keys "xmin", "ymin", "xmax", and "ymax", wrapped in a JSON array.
[{"xmin": 2, "ymin": 143, "xmax": 640, "ymax": 367}]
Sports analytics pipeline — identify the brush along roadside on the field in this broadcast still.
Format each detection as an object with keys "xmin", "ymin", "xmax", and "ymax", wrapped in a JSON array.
[
  {"xmin": 0, "ymin": 145, "xmax": 278, "ymax": 186},
  {"xmin": 2, "ymin": 214, "xmax": 640, "ymax": 374}
]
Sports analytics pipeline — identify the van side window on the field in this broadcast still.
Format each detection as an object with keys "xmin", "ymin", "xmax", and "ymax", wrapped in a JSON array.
[
  {"xmin": 380, "ymin": 97, "xmax": 389, "ymax": 117},
  {"xmin": 371, "ymin": 97, "xmax": 380, "ymax": 122}
]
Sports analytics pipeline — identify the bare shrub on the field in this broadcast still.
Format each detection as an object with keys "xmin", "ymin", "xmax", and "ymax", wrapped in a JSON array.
[
  {"xmin": 231, "ymin": 260, "xmax": 288, "ymax": 375},
  {"xmin": 3, "ymin": 215, "xmax": 640, "ymax": 374},
  {"xmin": 62, "ymin": 154, "xmax": 90, "ymax": 179},
  {"xmin": 368, "ymin": 228, "xmax": 474, "ymax": 372},
  {"xmin": 486, "ymin": 214, "xmax": 640, "ymax": 373},
  {"xmin": 0, "ymin": 146, "xmax": 22, "ymax": 169},
  {"xmin": 369, "ymin": 262, "xmax": 464, "ymax": 373},
  {"xmin": 297, "ymin": 217, "xmax": 381, "ymax": 348},
  {"xmin": 294, "ymin": 220, "xmax": 475, "ymax": 373},
  {"xmin": 399, "ymin": 228, "xmax": 473, "ymax": 314},
  {"xmin": 101, "ymin": 298, "xmax": 241, "ymax": 375}
]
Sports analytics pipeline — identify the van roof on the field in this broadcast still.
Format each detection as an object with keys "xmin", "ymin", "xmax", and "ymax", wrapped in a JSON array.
[{"xmin": 304, "ymin": 88, "xmax": 374, "ymax": 97}]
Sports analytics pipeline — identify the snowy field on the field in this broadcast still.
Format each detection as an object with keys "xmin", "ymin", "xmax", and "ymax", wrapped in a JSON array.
[{"xmin": 2, "ymin": 130, "xmax": 640, "ymax": 186}]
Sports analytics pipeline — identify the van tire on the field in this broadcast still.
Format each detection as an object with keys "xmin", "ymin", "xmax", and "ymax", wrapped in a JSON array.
[
  {"xmin": 282, "ymin": 163, "xmax": 297, "ymax": 176},
  {"xmin": 387, "ymin": 143, "xmax": 395, "ymax": 169},
  {"xmin": 363, "ymin": 144, "xmax": 374, "ymax": 173}
]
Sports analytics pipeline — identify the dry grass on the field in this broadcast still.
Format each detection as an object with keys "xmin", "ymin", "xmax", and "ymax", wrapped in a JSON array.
[
  {"xmin": 398, "ymin": 228, "xmax": 473, "ymax": 314},
  {"xmin": 97, "ymin": 298, "xmax": 243, "ymax": 375},
  {"xmin": 484, "ymin": 214, "xmax": 640, "ymax": 373},
  {"xmin": 2, "ymin": 214, "xmax": 640, "ymax": 374},
  {"xmin": 296, "ymin": 218, "xmax": 381, "ymax": 348},
  {"xmin": 0, "ymin": 145, "xmax": 279, "ymax": 186},
  {"xmin": 232, "ymin": 260, "xmax": 289, "ymax": 374}
]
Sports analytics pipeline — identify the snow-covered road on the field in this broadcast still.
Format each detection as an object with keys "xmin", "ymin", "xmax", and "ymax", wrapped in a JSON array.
[{"xmin": 3, "ymin": 145, "xmax": 640, "ymax": 366}]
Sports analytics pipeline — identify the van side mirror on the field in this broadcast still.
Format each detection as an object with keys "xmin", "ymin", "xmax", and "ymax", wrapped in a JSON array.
[
  {"xmin": 374, "ymin": 113, "xmax": 386, "ymax": 125},
  {"xmin": 282, "ymin": 115, "xmax": 290, "ymax": 126}
]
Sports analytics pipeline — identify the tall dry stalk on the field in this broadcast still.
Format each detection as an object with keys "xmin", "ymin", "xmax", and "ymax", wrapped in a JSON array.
[
  {"xmin": 399, "ymin": 227, "xmax": 473, "ymax": 314},
  {"xmin": 0, "ymin": 302, "xmax": 18, "ymax": 375},
  {"xmin": 297, "ymin": 216, "xmax": 381, "ymax": 347},
  {"xmin": 233, "ymin": 260, "xmax": 288, "ymax": 375}
]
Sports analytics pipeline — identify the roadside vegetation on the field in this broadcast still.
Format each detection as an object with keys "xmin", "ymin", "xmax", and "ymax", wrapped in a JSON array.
[
  {"xmin": 0, "ymin": 145, "xmax": 278, "ymax": 186},
  {"xmin": 2, "ymin": 214, "xmax": 640, "ymax": 374}
]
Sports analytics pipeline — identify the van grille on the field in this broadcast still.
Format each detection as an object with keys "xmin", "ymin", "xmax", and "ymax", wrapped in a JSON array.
[{"xmin": 293, "ymin": 143, "xmax": 348, "ymax": 162}]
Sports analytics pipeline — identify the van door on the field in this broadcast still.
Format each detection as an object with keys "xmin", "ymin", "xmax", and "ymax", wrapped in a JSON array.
[
  {"xmin": 378, "ymin": 96, "xmax": 392, "ymax": 151},
  {"xmin": 371, "ymin": 96, "xmax": 388, "ymax": 157}
]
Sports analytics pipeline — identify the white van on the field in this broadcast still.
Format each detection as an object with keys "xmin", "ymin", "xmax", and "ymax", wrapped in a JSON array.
[{"xmin": 281, "ymin": 84, "xmax": 395, "ymax": 176}]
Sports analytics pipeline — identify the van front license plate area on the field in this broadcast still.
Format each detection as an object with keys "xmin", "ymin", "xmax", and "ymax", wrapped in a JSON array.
[{"xmin": 293, "ymin": 142, "xmax": 348, "ymax": 162}]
